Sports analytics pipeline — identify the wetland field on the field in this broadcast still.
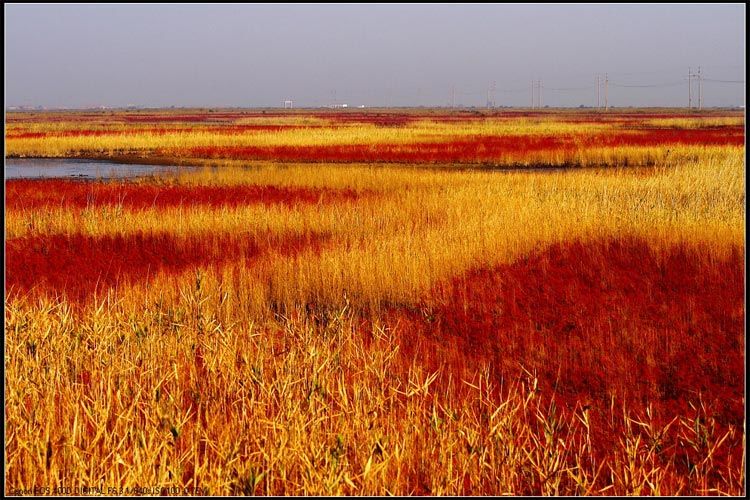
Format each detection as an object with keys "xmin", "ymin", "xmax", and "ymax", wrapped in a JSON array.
[{"xmin": 4, "ymin": 108, "xmax": 745, "ymax": 495}]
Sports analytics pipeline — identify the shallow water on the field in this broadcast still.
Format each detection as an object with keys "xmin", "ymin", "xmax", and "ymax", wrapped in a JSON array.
[{"xmin": 4, "ymin": 158, "xmax": 193, "ymax": 179}]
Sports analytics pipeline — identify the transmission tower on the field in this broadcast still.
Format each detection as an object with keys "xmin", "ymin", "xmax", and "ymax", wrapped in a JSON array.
[{"xmin": 486, "ymin": 81, "xmax": 497, "ymax": 108}]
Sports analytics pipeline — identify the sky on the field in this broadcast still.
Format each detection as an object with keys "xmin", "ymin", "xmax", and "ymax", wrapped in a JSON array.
[{"xmin": 5, "ymin": 4, "xmax": 746, "ymax": 109}]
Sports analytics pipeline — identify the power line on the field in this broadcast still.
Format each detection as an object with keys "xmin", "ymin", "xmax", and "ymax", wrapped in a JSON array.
[
  {"xmin": 703, "ymin": 78, "xmax": 745, "ymax": 83},
  {"xmin": 546, "ymin": 86, "xmax": 592, "ymax": 91},
  {"xmin": 609, "ymin": 81, "xmax": 685, "ymax": 88},
  {"xmin": 301, "ymin": 68, "xmax": 742, "ymax": 108},
  {"xmin": 605, "ymin": 66, "xmax": 702, "ymax": 76}
]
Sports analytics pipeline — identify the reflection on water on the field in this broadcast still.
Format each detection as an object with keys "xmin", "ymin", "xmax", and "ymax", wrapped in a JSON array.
[{"xmin": 5, "ymin": 158, "xmax": 193, "ymax": 179}]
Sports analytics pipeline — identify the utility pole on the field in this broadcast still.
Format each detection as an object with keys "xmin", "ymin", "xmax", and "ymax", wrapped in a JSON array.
[
  {"xmin": 451, "ymin": 85, "xmax": 456, "ymax": 109},
  {"xmin": 604, "ymin": 73, "xmax": 608, "ymax": 111},
  {"xmin": 486, "ymin": 81, "xmax": 496, "ymax": 109},
  {"xmin": 538, "ymin": 79, "xmax": 543, "ymax": 108},
  {"xmin": 531, "ymin": 80, "xmax": 534, "ymax": 108},
  {"xmin": 596, "ymin": 74, "xmax": 600, "ymax": 109},
  {"xmin": 687, "ymin": 67, "xmax": 703, "ymax": 110}
]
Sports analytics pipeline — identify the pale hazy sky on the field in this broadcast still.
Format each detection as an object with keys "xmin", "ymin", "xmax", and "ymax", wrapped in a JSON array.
[{"xmin": 5, "ymin": 4, "xmax": 746, "ymax": 108}]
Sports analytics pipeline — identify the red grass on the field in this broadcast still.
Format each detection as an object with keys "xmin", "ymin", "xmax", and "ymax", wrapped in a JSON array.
[
  {"xmin": 5, "ymin": 125, "xmax": 334, "ymax": 140},
  {"xmin": 589, "ymin": 126, "xmax": 745, "ymax": 147},
  {"xmin": 379, "ymin": 237, "xmax": 744, "ymax": 487},
  {"xmin": 6, "ymin": 132, "xmax": 48, "ymax": 139},
  {"xmin": 388, "ymin": 238, "xmax": 744, "ymax": 424},
  {"xmin": 187, "ymin": 135, "xmax": 573, "ymax": 163},
  {"xmin": 308, "ymin": 113, "xmax": 419, "ymax": 127},
  {"xmin": 185, "ymin": 128, "xmax": 743, "ymax": 163},
  {"xmin": 6, "ymin": 180, "xmax": 364, "ymax": 211},
  {"xmin": 5, "ymin": 231, "xmax": 326, "ymax": 304},
  {"xmin": 122, "ymin": 114, "xmax": 215, "ymax": 123},
  {"xmin": 209, "ymin": 124, "xmax": 330, "ymax": 133},
  {"xmin": 7, "ymin": 112, "xmax": 742, "ymax": 164}
]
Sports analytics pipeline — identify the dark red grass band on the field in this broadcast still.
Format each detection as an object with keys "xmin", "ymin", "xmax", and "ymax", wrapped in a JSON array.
[
  {"xmin": 5, "ymin": 125, "xmax": 332, "ymax": 139},
  {"xmin": 389, "ymin": 237, "xmax": 744, "ymax": 426},
  {"xmin": 6, "ymin": 180, "xmax": 363, "ymax": 211},
  {"xmin": 186, "ymin": 128, "xmax": 743, "ymax": 163},
  {"xmin": 379, "ymin": 237, "xmax": 744, "ymax": 486},
  {"xmin": 5, "ymin": 231, "xmax": 327, "ymax": 304}
]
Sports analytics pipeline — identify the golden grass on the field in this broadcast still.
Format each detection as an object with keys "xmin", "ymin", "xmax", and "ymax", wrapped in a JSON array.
[
  {"xmin": 5, "ymin": 296, "xmax": 745, "ymax": 495},
  {"xmin": 6, "ymin": 110, "xmax": 744, "ymax": 165},
  {"xmin": 4, "ymin": 110, "xmax": 746, "ymax": 495},
  {"xmin": 6, "ymin": 151, "xmax": 744, "ymax": 312}
]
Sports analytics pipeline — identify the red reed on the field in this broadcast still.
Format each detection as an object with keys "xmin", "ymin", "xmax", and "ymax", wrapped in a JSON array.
[{"xmin": 6, "ymin": 180, "xmax": 363, "ymax": 211}]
